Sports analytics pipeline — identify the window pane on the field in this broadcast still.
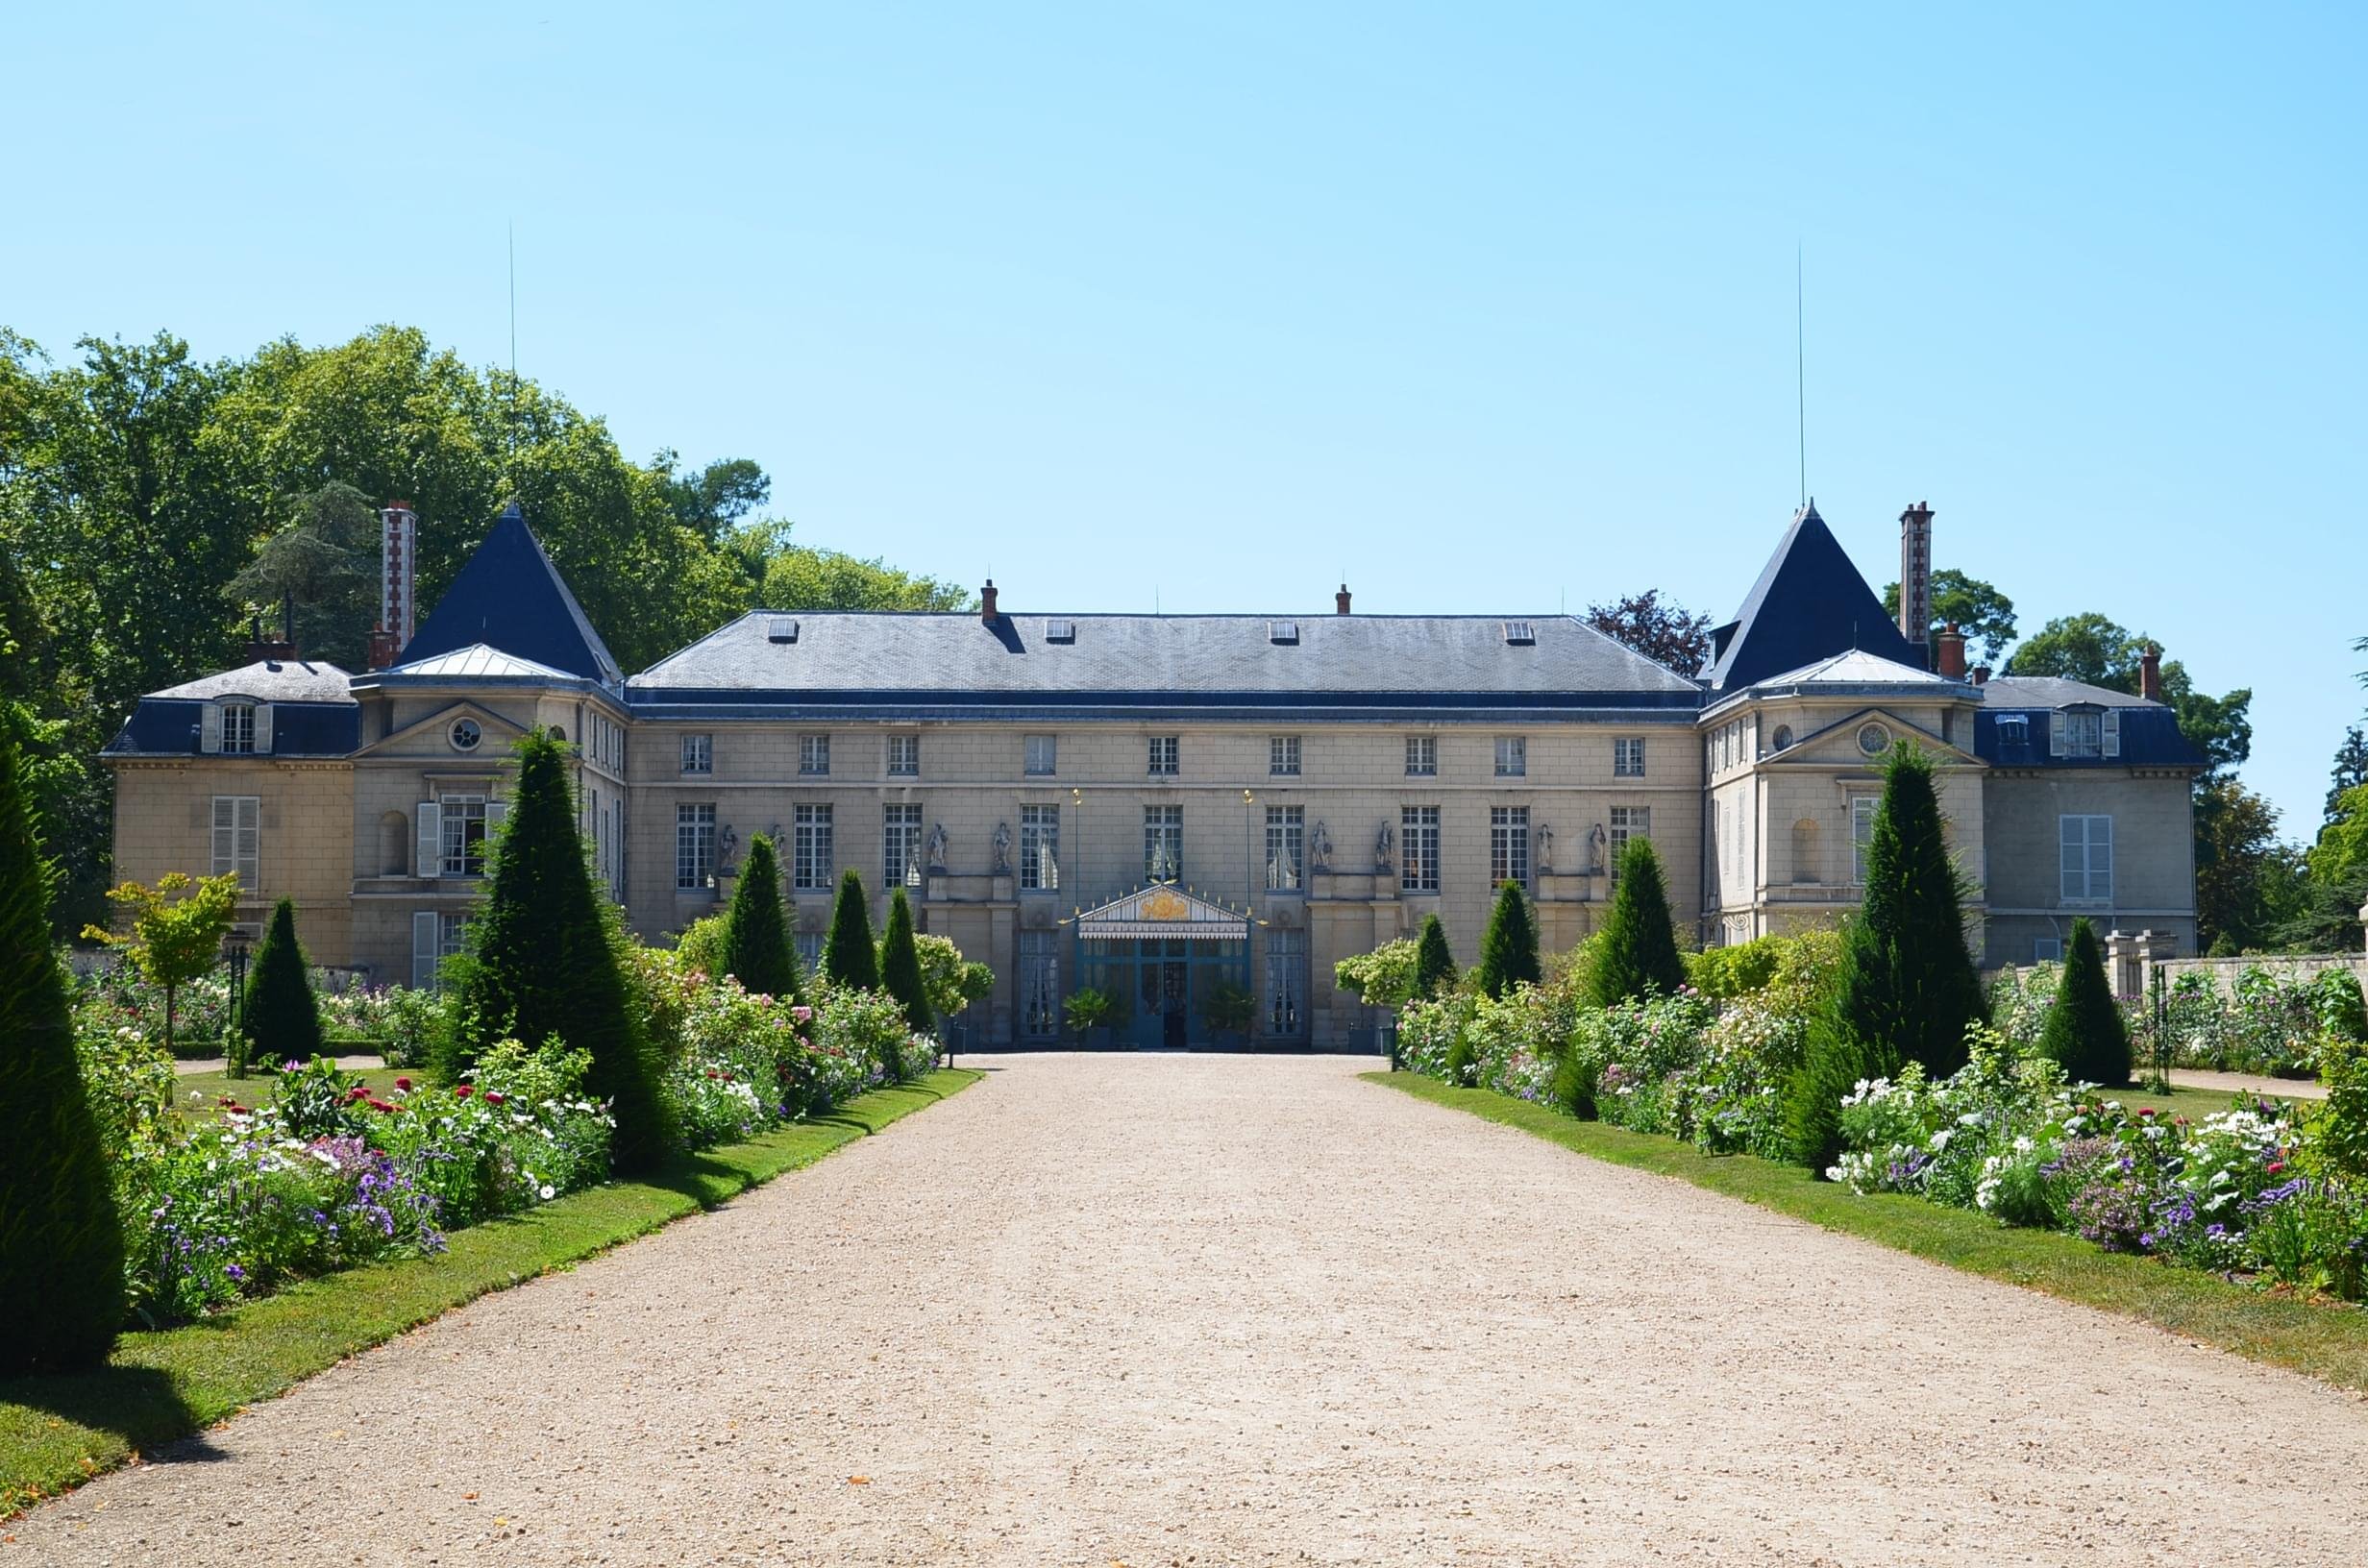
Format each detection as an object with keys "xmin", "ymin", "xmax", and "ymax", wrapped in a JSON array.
[{"xmin": 795, "ymin": 804, "xmax": 834, "ymax": 890}]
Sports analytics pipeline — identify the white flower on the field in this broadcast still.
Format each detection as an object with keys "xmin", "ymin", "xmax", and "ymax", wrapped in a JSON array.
[
  {"xmin": 539, "ymin": 1184, "xmax": 555, "ymax": 1201},
  {"xmin": 1929, "ymin": 1128, "xmax": 1953, "ymax": 1152}
]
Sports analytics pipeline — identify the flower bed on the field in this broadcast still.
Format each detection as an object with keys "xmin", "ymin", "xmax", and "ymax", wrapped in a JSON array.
[{"xmin": 76, "ymin": 951, "xmax": 944, "ymax": 1330}]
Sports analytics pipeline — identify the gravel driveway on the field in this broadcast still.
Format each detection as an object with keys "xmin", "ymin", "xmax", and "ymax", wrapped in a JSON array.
[{"xmin": 13, "ymin": 1054, "xmax": 2368, "ymax": 1566}]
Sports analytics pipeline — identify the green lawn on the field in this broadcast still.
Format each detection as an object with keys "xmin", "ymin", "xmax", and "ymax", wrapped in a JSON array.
[
  {"xmin": 0, "ymin": 1069, "xmax": 981, "ymax": 1516},
  {"xmin": 1367, "ymin": 1071, "xmax": 2368, "ymax": 1391},
  {"xmin": 172, "ymin": 1064, "xmax": 405, "ymax": 1119}
]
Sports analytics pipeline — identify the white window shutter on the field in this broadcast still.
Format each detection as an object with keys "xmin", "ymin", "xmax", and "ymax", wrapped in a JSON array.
[
  {"xmin": 412, "ymin": 911, "xmax": 441, "ymax": 991},
  {"xmin": 2048, "ymin": 710, "xmax": 2066, "ymax": 757},
  {"xmin": 2101, "ymin": 708, "xmax": 2121, "ymax": 758},
  {"xmin": 254, "ymin": 702, "xmax": 274, "ymax": 754},
  {"xmin": 417, "ymin": 802, "xmax": 440, "ymax": 879},
  {"xmin": 201, "ymin": 702, "xmax": 223, "ymax": 753}
]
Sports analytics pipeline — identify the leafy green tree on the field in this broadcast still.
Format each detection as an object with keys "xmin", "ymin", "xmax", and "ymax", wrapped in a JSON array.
[
  {"xmin": 913, "ymin": 933, "xmax": 994, "ymax": 1021},
  {"xmin": 2037, "ymin": 919, "xmax": 2132, "ymax": 1086},
  {"xmin": 1881, "ymin": 569, "xmax": 2018, "ymax": 667},
  {"xmin": 718, "ymin": 834, "xmax": 801, "ymax": 1001},
  {"xmin": 877, "ymin": 886, "xmax": 933, "ymax": 1054},
  {"xmin": 447, "ymin": 732, "xmax": 677, "ymax": 1171},
  {"xmin": 1590, "ymin": 838, "xmax": 1686, "ymax": 1007},
  {"xmin": 1826, "ymin": 745, "xmax": 1986, "ymax": 1077},
  {"xmin": 1474, "ymin": 881, "xmax": 1542, "ymax": 998},
  {"xmin": 0, "ymin": 720, "xmax": 125, "ymax": 1372},
  {"xmin": 1334, "ymin": 938, "xmax": 1419, "ymax": 1009},
  {"xmin": 2330, "ymin": 727, "xmax": 2368, "ymax": 827},
  {"xmin": 83, "ymin": 870, "xmax": 239, "ymax": 1052},
  {"xmin": 243, "ymin": 896, "xmax": 325, "ymax": 1066},
  {"xmin": 2194, "ymin": 778, "xmax": 2305, "ymax": 953},
  {"xmin": 1412, "ymin": 914, "xmax": 1457, "ymax": 999},
  {"xmin": 761, "ymin": 542, "xmax": 972, "ymax": 612},
  {"xmin": 823, "ymin": 869, "xmax": 881, "ymax": 991},
  {"xmin": 227, "ymin": 481, "xmax": 378, "ymax": 669}
]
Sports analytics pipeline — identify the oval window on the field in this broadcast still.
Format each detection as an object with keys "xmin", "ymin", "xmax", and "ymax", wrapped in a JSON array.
[
  {"xmin": 1857, "ymin": 722, "xmax": 1889, "ymax": 756},
  {"xmin": 450, "ymin": 718, "xmax": 482, "ymax": 752},
  {"xmin": 1770, "ymin": 724, "xmax": 1793, "ymax": 751}
]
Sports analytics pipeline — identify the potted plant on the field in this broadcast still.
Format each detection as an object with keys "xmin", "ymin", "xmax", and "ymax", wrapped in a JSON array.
[
  {"xmin": 1199, "ymin": 980, "xmax": 1256, "ymax": 1050},
  {"xmin": 1064, "ymin": 986, "xmax": 1116, "ymax": 1049}
]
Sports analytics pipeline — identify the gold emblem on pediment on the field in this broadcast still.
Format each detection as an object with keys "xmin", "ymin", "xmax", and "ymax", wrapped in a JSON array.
[{"xmin": 1141, "ymin": 889, "xmax": 1190, "ymax": 921}]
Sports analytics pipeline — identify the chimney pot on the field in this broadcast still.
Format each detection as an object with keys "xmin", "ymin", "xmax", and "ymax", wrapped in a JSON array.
[
  {"xmin": 979, "ymin": 578, "xmax": 999, "ymax": 623},
  {"xmin": 2139, "ymin": 643, "xmax": 2162, "ymax": 701},
  {"xmin": 1936, "ymin": 622, "xmax": 1967, "ymax": 680},
  {"xmin": 1335, "ymin": 583, "xmax": 1351, "ymax": 615}
]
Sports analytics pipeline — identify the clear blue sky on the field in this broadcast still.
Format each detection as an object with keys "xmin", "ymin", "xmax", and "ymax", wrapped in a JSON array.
[{"xmin": 6, "ymin": 3, "xmax": 2362, "ymax": 836}]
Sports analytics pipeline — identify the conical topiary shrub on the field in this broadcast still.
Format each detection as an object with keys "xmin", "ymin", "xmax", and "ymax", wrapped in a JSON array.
[
  {"xmin": 1474, "ymin": 880, "xmax": 1542, "ymax": 999},
  {"xmin": 1413, "ymin": 914, "xmax": 1457, "ymax": 999},
  {"xmin": 446, "ymin": 731, "xmax": 678, "ymax": 1171},
  {"xmin": 2038, "ymin": 919, "xmax": 2132, "ymax": 1087},
  {"xmin": 823, "ymin": 869, "xmax": 880, "ymax": 992},
  {"xmin": 1834, "ymin": 744, "xmax": 1986, "ymax": 1077},
  {"xmin": 877, "ymin": 887, "xmax": 933, "ymax": 1075},
  {"xmin": 243, "ymin": 896, "xmax": 326, "ymax": 1065},
  {"xmin": 1591, "ymin": 836, "xmax": 1686, "ymax": 1007},
  {"xmin": 719, "ymin": 834, "xmax": 802, "ymax": 1001},
  {"xmin": 0, "ymin": 722, "xmax": 125, "ymax": 1372}
]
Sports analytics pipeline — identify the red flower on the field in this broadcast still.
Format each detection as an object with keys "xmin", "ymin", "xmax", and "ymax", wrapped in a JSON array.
[
  {"xmin": 368, "ymin": 1098, "xmax": 397, "ymax": 1114},
  {"xmin": 484, "ymin": 1091, "xmax": 506, "ymax": 1106},
  {"xmin": 2137, "ymin": 1108, "xmax": 2157, "ymax": 1117},
  {"xmin": 456, "ymin": 1084, "xmax": 475, "ymax": 1099},
  {"xmin": 394, "ymin": 1077, "xmax": 412, "ymax": 1091}
]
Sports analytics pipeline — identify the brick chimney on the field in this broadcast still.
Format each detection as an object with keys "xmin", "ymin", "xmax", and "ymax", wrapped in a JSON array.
[
  {"xmin": 1335, "ymin": 583, "xmax": 1352, "ymax": 615},
  {"xmin": 1970, "ymin": 664, "xmax": 1990, "ymax": 686},
  {"xmin": 1935, "ymin": 622, "xmax": 1966, "ymax": 680},
  {"xmin": 368, "ymin": 501, "xmax": 418, "ymax": 672},
  {"xmin": 2139, "ymin": 643, "xmax": 2162, "ymax": 701},
  {"xmin": 980, "ymin": 578, "xmax": 999, "ymax": 623},
  {"xmin": 1898, "ymin": 500, "xmax": 1935, "ymax": 661}
]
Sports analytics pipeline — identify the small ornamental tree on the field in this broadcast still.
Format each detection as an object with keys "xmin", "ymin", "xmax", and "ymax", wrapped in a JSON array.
[
  {"xmin": 2038, "ymin": 919, "xmax": 2132, "ymax": 1087},
  {"xmin": 877, "ymin": 885, "xmax": 934, "ymax": 1055},
  {"xmin": 1832, "ymin": 744, "xmax": 1986, "ymax": 1077},
  {"xmin": 243, "ymin": 895, "xmax": 325, "ymax": 1065},
  {"xmin": 1413, "ymin": 914, "xmax": 1457, "ymax": 999},
  {"xmin": 1474, "ymin": 880, "xmax": 1542, "ymax": 998},
  {"xmin": 446, "ymin": 732, "xmax": 678, "ymax": 1171},
  {"xmin": 0, "ymin": 721, "xmax": 125, "ymax": 1372},
  {"xmin": 914, "ymin": 933, "xmax": 994, "ymax": 1022},
  {"xmin": 823, "ymin": 869, "xmax": 881, "ymax": 992},
  {"xmin": 1591, "ymin": 837, "xmax": 1686, "ymax": 1007},
  {"xmin": 83, "ymin": 870, "xmax": 239, "ymax": 1053},
  {"xmin": 719, "ymin": 833, "xmax": 802, "ymax": 1001}
]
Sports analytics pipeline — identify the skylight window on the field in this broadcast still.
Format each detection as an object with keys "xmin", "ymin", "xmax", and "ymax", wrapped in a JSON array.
[
  {"xmin": 1045, "ymin": 620, "xmax": 1076, "ymax": 643},
  {"xmin": 1269, "ymin": 620, "xmax": 1299, "ymax": 645},
  {"xmin": 1503, "ymin": 621, "xmax": 1536, "ymax": 645},
  {"xmin": 767, "ymin": 618, "xmax": 799, "ymax": 644}
]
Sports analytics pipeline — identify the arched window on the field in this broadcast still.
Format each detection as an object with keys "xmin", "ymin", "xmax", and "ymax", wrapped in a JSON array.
[{"xmin": 1789, "ymin": 818, "xmax": 1820, "ymax": 884}]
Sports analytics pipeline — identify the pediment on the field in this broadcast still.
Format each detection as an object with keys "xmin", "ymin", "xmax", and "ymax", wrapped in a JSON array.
[
  {"xmin": 1763, "ymin": 706, "xmax": 1982, "ymax": 769},
  {"xmin": 1069, "ymin": 883, "xmax": 1252, "ymax": 941},
  {"xmin": 355, "ymin": 699, "xmax": 531, "ymax": 761}
]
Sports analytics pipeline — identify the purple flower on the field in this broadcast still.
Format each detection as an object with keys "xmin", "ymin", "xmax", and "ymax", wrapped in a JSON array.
[{"xmin": 226, "ymin": 1263, "xmax": 246, "ymax": 1282}]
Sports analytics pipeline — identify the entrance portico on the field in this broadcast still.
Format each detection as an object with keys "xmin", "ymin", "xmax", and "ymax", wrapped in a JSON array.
[{"xmin": 1072, "ymin": 885, "xmax": 1252, "ymax": 1049}]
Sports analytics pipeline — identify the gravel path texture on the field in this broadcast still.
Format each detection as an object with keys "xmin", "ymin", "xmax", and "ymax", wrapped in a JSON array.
[{"xmin": 14, "ymin": 1054, "xmax": 2368, "ymax": 1566}]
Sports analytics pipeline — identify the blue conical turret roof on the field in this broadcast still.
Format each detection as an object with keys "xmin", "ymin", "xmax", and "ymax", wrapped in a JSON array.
[
  {"xmin": 1699, "ymin": 502, "xmax": 1922, "ymax": 691},
  {"xmin": 400, "ymin": 502, "xmax": 622, "ymax": 685}
]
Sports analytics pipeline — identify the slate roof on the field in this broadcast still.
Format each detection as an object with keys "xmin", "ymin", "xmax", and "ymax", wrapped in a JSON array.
[
  {"xmin": 1701, "ymin": 502, "xmax": 1924, "ymax": 692},
  {"xmin": 399, "ymin": 503, "xmax": 623, "ymax": 686},
  {"xmin": 105, "ymin": 698, "xmax": 361, "ymax": 757},
  {"xmin": 626, "ymin": 611, "xmax": 1705, "ymax": 718},
  {"xmin": 148, "ymin": 659, "xmax": 357, "ymax": 704},
  {"xmin": 1979, "ymin": 675, "xmax": 2157, "ymax": 708},
  {"xmin": 1973, "ymin": 677, "xmax": 2208, "ymax": 771}
]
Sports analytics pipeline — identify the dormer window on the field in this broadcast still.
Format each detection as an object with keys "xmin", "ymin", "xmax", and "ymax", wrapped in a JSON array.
[
  {"xmin": 2049, "ymin": 708, "xmax": 2120, "ymax": 759},
  {"xmin": 1996, "ymin": 715, "xmax": 2031, "ymax": 746},
  {"xmin": 221, "ymin": 702, "xmax": 258, "ymax": 754},
  {"xmin": 202, "ymin": 699, "xmax": 271, "ymax": 755}
]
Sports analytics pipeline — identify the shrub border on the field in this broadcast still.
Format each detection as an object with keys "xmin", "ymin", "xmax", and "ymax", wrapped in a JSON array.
[
  {"xmin": 1366, "ymin": 1071, "xmax": 2368, "ymax": 1391},
  {"xmin": 0, "ymin": 1068, "xmax": 981, "ymax": 1516}
]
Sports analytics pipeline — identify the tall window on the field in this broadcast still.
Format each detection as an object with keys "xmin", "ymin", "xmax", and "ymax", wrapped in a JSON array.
[
  {"xmin": 883, "ymin": 802, "xmax": 924, "ymax": 887},
  {"xmin": 887, "ymin": 734, "xmax": 920, "ymax": 776},
  {"xmin": 210, "ymin": 796, "xmax": 259, "ymax": 884},
  {"xmin": 1491, "ymin": 806, "xmax": 1530, "ymax": 890},
  {"xmin": 221, "ymin": 702, "xmax": 258, "ymax": 755},
  {"xmin": 1024, "ymin": 734, "xmax": 1058, "ymax": 775},
  {"xmin": 1269, "ymin": 735, "xmax": 1301, "ymax": 776},
  {"xmin": 799, "ymin": 733, "xmax": 830, "ymax": 775},
  {"xmin": 793, "ymin": 804, "xmax": 834, "ymax": 891},
  {"xmin": 1265, "ymin": 928, "xmax": 1308, "ymax": 1038},
  {"xmin": 1018, "ymin": 929, "xmax": 1060, "ymax": 1039},
  {"xmin": 2061, "ymin": 815, "xmax": 2113, "ymax": 903},
  {"xmin": 1265, "ymin": 805, "xmax": 1304, "ymax": 890},
  {"xmin": 676, "ymin": 803, "xmax": 716, "ymax": 889},
  {"xmin": 2054, "ymin": 710, "xmax": 2107, "ymax": 758},
  {"xmin": 1020, "ymin": 804, "xmax": 1059, "ymax": 891},
  {"xmin": 1147, "ymin": 735, "xmax": 1179, "ymax": 776},
  {"xmin": 1405, "ymin": 735, "xmax": 1438, "ymax": 777},
  {"xmin": 680, "ymin": 733, "xmax": 712, "ymax": 774},
  {"xmin": 1615, "ymin": 736, "xmax": 1645, "ymax": 777},
  {"xmin": 1608, "ymin": 805, "xmax": 1649, "ymax": 882},
  {"xmin": 1401, "ymin": 806, "xmax": 1441, "ymax": 893},
  {"xmin": 1144, "ymin": 805, "xmax": 1183, "ymax": 881},
  {"xmin": 1851, "ymin": 796, "xmax": 1878, "ymax": 884},
  {"xmin": 442, "ymin": 795, "xmax": 490, "ymax": 878},
  {"xmin": 1494, "ymin": 736, "xmax": 1526, "ymax": 777}
]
